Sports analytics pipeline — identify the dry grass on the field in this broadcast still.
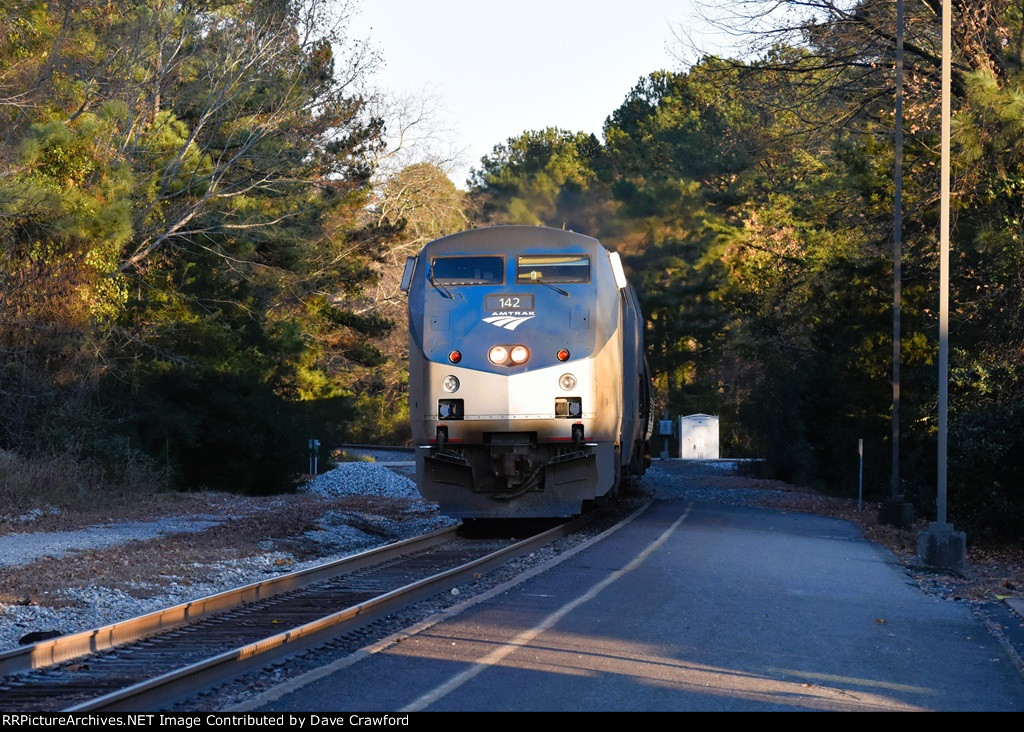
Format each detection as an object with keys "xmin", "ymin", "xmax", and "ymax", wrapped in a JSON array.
[{"xmin": 0, "ymin": 449, "xmax": 167, "ymax": 528}]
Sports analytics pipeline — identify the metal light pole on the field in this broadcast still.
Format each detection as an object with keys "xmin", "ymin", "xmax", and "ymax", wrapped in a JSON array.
[
  {"xmin": 917, "ymin": 0, "xmax": 965, "ymax": 572},
  {"xmin": 937, "ymin": 0, "xmax": 950, "ymax": 528}
]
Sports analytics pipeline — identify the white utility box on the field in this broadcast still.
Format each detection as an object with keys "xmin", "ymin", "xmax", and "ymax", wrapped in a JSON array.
[{"xmin": 678, "ymin": 414, "xmax": 720, "ymax": 460}]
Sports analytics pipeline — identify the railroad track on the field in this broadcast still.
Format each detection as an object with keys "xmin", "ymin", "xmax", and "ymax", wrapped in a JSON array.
[{"xmin": 0, "ymin": 514, "xmax": 594, "ymax": 713}]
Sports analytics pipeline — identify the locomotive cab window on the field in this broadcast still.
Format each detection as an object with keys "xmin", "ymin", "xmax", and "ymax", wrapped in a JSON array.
[
  {"xmin": 516, "ymin": 254, "xmax": 590, "ymax": 284},
  {"xmin": 430, "ymin": 256, "xmax": 504, "ymax": 285}
]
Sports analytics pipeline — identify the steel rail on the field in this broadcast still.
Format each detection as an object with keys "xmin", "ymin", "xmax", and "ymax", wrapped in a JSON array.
[{"xmin": 0, "ymin": 525, "xmax": 459, "ymax": 679}]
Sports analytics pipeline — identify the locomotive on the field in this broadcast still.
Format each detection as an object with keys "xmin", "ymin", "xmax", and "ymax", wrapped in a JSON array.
[{"xmin": 400, "ymin": 225, "xmax": 653, "ymax": 519}]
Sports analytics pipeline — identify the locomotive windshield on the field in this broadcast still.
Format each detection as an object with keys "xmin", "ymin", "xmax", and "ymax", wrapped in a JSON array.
[
  {"xmin": 430, "ymin": 256, "xmax": 504, "ymax": 285},
  {"xmin": 516, "ymin": 254, "xmax": 590, "ymax": 283}
]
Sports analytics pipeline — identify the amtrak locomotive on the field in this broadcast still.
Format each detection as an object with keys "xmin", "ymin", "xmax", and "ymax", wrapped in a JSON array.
[{"xmin": 400, "ymin": 225, "xmax": 653, "ymax": 519}]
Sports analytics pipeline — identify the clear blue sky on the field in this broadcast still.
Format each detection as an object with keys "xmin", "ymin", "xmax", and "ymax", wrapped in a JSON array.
[{"xmin": 348, "ymin": 0, "xmax": 729, "ymax": 188}]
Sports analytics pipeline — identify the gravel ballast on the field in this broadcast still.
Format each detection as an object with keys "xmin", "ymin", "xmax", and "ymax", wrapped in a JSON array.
[{"xmin": 0, "ymin": 456, "xmax": 459, "ymax": 651}]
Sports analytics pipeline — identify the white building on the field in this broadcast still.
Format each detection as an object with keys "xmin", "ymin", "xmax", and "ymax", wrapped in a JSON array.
[{"xmin": 678, "ymin": 414, "xmax": 720, "ymax": 460}]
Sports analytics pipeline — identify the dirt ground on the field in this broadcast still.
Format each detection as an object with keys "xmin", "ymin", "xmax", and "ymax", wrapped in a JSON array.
[{"xmin": 0, "ymin": 491, "xmax": 438, "ymax": 607}]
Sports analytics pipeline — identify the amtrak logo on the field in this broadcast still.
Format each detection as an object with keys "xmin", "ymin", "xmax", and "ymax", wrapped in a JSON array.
[{"xmin": 483, "ymin": 311, "xmax": 535, "ymax": 330}]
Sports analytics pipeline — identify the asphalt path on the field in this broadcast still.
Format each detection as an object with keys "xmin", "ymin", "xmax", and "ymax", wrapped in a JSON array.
[{"xmin": 239, "ymin": 494, "xmax": 1024, "ymax": 712}]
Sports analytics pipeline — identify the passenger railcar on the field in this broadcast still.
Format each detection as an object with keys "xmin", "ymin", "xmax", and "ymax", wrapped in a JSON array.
[{"xmin": 400, "ymin": 225, "xmax": 653, "ymax": 519}]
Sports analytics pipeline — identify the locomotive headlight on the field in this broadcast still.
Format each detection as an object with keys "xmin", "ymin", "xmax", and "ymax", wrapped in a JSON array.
[
  {"xmin": 441, "ymin": 375, "xmax": 460, "ymax": 393},
  {"xmin": 559, "ymin": 373, "xmax": 577, "ymax": 391},
  {"xmin": 488, "ymin": 346, "xmax": 508, "ymax": 364},
  {"xmin": 510, "ymin": 345, "xmax": 529, "ymax": 364}
]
